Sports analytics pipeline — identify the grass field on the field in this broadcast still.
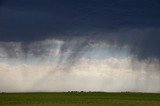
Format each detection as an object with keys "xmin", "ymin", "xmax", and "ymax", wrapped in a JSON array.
[{"xmin": 0, "ymin": 92, "xmax": 160, "ymax": 106}]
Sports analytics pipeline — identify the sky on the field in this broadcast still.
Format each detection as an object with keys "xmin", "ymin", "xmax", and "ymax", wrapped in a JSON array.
[{"xmin": 0, "ymin": 0, "xmax": 160, "ymax": 92}]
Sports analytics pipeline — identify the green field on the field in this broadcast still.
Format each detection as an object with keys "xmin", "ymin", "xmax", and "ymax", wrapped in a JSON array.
[{"xmin": 0, "ymin": 92, "xmax": 160, "ymax": 106}]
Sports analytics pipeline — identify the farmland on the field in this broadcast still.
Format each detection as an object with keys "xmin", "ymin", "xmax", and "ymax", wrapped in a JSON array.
[{"xmin": 0, "ymin": 92, "xmax": 160, "ymax": 106}]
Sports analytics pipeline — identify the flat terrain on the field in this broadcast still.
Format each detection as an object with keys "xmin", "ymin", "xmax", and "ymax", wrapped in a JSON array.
[{"xmin": 0, "ymin": 92, "xmax": 160, "ymax": 106}]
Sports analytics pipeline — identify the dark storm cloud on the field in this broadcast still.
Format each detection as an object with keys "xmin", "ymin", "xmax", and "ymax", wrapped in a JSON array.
[
  {"xmin": 1, "ymin": 0, "xmax": 160, "ymax": 41},
  {"xmin": 0, "ymin": 0, "xmax": 160, "ymax": 60}
]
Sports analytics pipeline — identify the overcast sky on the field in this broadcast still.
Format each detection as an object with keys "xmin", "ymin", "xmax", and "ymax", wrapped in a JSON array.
[{"xmin": 0, "ymin": 0, "xmax": 160, "ymax": 92}]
